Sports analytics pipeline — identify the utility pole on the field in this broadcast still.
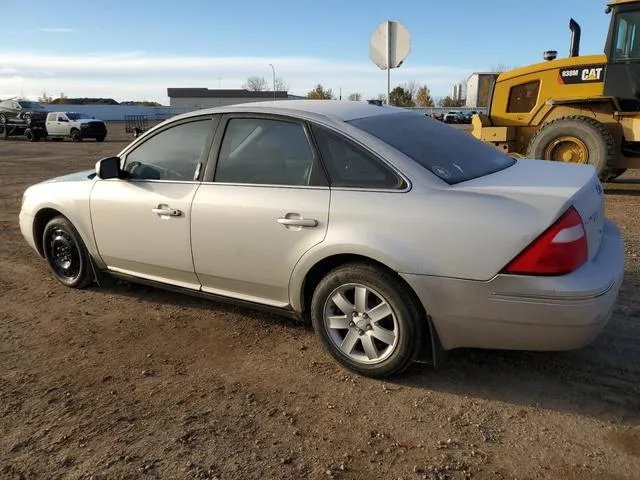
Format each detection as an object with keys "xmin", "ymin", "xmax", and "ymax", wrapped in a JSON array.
[{"xmin": 268, "ymin": 63, "xmax": 276, "ymax": 100}]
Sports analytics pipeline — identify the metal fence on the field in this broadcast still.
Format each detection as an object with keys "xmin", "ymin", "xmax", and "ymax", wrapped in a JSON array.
[
  {"xmin": 406, "ymin": 107, "xmax": 487, "ymax": 115},
  {"xmin": 40, "ymin": 103, "xmax": 487, "ymax": 122}
]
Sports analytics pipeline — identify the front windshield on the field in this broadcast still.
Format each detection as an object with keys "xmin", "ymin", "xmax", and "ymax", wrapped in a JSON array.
[
  {"xmin": 613, "ymin": 10, "xmax": 640, "ymax": 60},
  {"xmin": 66, "ymin": 113, "xmax": 91, "ymax": 120}
]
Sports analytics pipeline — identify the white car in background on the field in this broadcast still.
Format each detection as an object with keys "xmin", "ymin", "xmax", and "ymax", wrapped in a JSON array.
[
  {"xmin": 443, "ymin": 110, "xmax": 464, "ymax": 123},
  {"xmin": 18, "ymin": 100, "xmax": 625, "ymax": 378}
]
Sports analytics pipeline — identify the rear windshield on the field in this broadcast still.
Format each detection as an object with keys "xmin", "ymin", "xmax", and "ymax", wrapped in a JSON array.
[
  {"xmin": 66, "ymin": 113, "xmax": 91, "ymax": 120},
  {"xmin": 347, "ymin": 111, "xmax": 515, "ymax": 184}
]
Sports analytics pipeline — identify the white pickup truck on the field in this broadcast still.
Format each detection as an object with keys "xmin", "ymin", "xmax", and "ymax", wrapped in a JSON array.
[{"xmin": 45, "ymin": 112, "xmax": 107, "ymax": 142}]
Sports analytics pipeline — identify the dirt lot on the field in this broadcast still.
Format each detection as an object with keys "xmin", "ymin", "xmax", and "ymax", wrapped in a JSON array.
[{"xmin": 1, "ymin": 122, "xmax": 639, "ymax": 480}]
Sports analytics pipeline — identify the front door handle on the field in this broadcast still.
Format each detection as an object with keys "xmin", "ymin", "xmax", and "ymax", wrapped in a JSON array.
[
  {"xmin": 152, "ymin": 205, "xmax": 182, "ymax": 217},
  {"xmin": 277, "ymin": 216, "xmax": 318, "ymax": 227}
]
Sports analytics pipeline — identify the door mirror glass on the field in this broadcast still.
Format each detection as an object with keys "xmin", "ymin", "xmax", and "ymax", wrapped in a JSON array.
[{"xmin": 96, "ymin": 156, "xmax": 122, "ymax": 179}]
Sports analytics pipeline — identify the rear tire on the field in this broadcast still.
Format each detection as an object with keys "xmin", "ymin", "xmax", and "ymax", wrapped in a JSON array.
[
  {"xmin": 25, "ymin": 129, "xmax": 35, "ymax": 142},
  {"xmin": 526, "ymin": 115, "xmax": 616, "ymax": 181},
  {"xmin": 96, "ymin": 135, "xmax": 106, "ymax": 142},
  {"xmin": 42, "ymin": 216, "xmax": 94, "ymax": 289},
  {"xmin": 310, "ymin": 262, "xmax": 425, "ymax": 378}
]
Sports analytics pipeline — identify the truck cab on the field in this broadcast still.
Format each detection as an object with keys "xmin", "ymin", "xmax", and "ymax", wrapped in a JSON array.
[{"xmin": 604, "ymin": 0, "xmax": 640, "ymax": 110}]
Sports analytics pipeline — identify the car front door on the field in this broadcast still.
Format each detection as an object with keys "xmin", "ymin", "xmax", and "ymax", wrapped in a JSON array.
[
  {"xmin": 190, "ymin": 114, "xmax": 330, "ymax": 307},
  {"xmin": 90, "ymin": 115, "xmax": 218, "ymax": 289}
]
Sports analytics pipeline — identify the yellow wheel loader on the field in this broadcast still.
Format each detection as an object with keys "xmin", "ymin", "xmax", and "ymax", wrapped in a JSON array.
[{"xmin": 471, "ymin": 0, "xmax": 640, "ymax": 181}]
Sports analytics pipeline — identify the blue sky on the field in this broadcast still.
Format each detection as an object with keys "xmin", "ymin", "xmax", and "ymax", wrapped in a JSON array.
[{"xmin": 1, "ymin": 0, "xmax": 613, "ymax": 103}]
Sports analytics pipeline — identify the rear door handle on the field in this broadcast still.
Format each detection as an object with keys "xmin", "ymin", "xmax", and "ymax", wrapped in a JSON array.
[
  {"xmin": 152, "ymin": 206, "xmax": 182, "ymax": 217},
  {"xmin": 277, "ymin": 216, "xmax": 318, "ymax": 227}
]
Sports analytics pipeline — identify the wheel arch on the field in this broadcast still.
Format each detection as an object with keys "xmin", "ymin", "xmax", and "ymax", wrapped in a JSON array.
[
  {"xmin": 32, "ymin": 207, "xmax": 65, "ymax": 257},
  {"xmin": 295, "ymin": 251, "xmax": 440, "ymax": 367}
]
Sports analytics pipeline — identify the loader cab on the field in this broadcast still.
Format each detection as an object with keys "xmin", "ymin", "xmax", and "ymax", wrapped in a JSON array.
[{"xmin": 604, "ymin": 1, "xmax": 640, "ymax": 110}]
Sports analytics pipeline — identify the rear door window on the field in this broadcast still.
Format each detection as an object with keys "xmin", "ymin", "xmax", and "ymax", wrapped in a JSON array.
[
  {"xmin": 347, "ymin": 111, "xmax": 515, "ymax": 184},
  {"xmin": 311, "ymin": 125, "xmax": 405, "ymax": 189}
]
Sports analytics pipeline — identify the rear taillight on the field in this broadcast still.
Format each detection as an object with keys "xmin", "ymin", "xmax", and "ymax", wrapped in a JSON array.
[{"xmin": 502, "ymin": 206, "xmax": 587, "ymax": 276}]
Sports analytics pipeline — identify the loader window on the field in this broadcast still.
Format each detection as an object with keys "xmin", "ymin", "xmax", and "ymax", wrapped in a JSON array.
[
  {"xmin": 613, "ymin": 11, "xmax": 640, "ymax": 61},
  {"xmin": 507, "ymin": 81, "xmax": 540, "ymax": 113}
]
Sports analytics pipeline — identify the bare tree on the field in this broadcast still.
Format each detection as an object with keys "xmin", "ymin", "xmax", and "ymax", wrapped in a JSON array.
[
  {"xmin": 347, "ymin": 93, "xmax": 362, "ymax": 101},
  {"xmin": 404, "ymin": 80, "xmax": 419, "ymax": 101},
  {"xmin": 274, "ymin": 77, "xmax": 289, "ymax": 92},
  {"xmin": 242, "ymin": 76, "xmax": 268, "ymax": 91},
  {"xmin": 439, "ymin": 96, "xmax": 465, "ymax": 108}
]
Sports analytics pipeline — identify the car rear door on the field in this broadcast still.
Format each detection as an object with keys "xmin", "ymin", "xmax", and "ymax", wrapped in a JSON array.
[
  {"xmin": 190, "ymin": 114, "xmax": 330, "ymax": 307},
  {"xmin": 89, "ymin": 115, "xmax": 218, "ymax": 289}
]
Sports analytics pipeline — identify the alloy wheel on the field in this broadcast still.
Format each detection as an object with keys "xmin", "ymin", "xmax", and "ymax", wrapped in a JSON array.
[{"xmin": 322, "ymin": 283, "xmax": 398, "ymax": 364}]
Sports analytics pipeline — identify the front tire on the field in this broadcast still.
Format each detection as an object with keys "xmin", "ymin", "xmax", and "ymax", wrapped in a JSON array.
[
  {"xmin": 70, "ymin": 129, "xmax": 82, "ymax": 142},
  {"xmin": 43, "ymin": 216, "xmax": 94, "ymax": 289},
  {"xmin": 310, "ymin": 262, "xmax": 425, "ymax": 378}
]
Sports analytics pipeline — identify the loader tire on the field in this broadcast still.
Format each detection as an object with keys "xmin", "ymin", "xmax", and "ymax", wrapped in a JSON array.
[{"xmin": 526, "ymin": 115, "xmax": 616, "ymax": 181}]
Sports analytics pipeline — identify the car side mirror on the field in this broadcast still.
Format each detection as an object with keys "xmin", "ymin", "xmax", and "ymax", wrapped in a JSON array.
[{"xmin": 96, "ymin": 156, "xmax": 123, "ymax": 179}]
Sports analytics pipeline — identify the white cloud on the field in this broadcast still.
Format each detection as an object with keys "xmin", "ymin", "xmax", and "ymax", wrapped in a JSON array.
[
  {"xmin": 0, "ymin": 51, "xmax": 478, "ymax": 103},
  {"xmin": 39, "ymin": 28, "xmax": 74, "ymax": 33}
]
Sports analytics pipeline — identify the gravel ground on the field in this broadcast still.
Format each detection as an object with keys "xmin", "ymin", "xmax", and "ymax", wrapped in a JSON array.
[{"xmin": 1, "ymin": 122, "xmax": 639, "ymax": 480}]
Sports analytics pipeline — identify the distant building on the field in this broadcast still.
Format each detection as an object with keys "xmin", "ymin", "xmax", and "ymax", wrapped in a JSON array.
[
  {"xmin": 451, "ymin": 83, "xmax": 464, "ymax": 102},
  {"xmin": 465, "ymin": 72, "xmax": 501, "ymax": 108},
  {"xmin": 167, "ymin": 88, "xmax": 304, "ymax": 110}
]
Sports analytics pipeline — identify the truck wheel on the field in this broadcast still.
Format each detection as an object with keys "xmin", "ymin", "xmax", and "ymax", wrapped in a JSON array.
[
  {"xmin": 24, "ymin": 113, "xmax": 32, "ymax": 126},
  {"xmin": 0, "ymin": 113, "xmax": 6, "ymax": 124},
  {"xmin": 96, "ymin": 135, "xmax": 106, "ymax": 142},
  {"xmin": 25, "ymin": 129, "xmax": 36, "ymax": 142},
  {"xmin": 70, "ymin": 129, "xmax": 82, "ymax": 142},
  {"xmin": 526, "ymin": 115, "xmax": 616, "ymax": 181}
]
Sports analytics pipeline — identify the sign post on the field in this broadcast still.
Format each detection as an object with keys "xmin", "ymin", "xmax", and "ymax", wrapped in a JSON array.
[{"xmin": 369, "ymin": 21, "xmax": 411, "ymax": 103}]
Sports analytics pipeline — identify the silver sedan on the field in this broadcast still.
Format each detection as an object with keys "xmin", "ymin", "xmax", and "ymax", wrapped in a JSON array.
[{"xmin": 19, "ymin": 100, "xmax": 625, "ymax": 378}]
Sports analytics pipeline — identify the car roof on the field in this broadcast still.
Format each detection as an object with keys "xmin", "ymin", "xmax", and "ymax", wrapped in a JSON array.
[{"xmin": 170, "ymin": 99, "xmax": 407, "ymax": 124}]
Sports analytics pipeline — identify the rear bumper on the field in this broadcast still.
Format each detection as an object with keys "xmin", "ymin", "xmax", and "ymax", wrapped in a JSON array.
[{"xmin": 401, "ymin": 219, "xmax": 625, "ymax": 351}]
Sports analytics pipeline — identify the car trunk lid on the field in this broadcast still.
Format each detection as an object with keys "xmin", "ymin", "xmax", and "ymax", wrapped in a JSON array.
[{"xmin": 452, "ymin": 159, "xmax": 604, "ymax": 263}]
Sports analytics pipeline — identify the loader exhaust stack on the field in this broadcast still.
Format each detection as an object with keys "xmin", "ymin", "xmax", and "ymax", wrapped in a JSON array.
[{"xmin": 569, "ymin": 18, "xmax": 581, "ymax": 57}]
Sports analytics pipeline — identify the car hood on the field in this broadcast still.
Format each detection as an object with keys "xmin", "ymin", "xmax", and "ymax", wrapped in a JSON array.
[{"xmin": 40, "ymin": 169, "xmax": 96, "ymax": 184}]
